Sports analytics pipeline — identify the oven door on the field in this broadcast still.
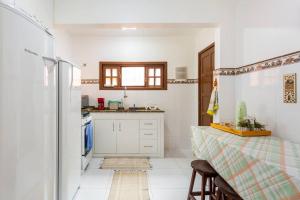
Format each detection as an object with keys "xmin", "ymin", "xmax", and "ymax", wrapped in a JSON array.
[{"xmin": 82, "ymin": 121, "xmax": 93, "ymax": 156}]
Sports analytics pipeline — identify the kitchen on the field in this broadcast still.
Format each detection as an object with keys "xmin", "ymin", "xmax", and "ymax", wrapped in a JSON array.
[{"xmin": 1, "ymin": 0, "xmax": 300, "ymax": 200}]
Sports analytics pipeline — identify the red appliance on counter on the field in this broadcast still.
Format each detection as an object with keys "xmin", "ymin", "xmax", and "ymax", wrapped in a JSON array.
[{"xmin": 97, "ymin": 98, "xmax": 105, "ymax": 110}]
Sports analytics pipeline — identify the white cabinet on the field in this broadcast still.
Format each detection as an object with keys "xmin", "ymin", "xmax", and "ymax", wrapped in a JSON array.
[
  {"xmin": 94, "ymin": 119, "xmax": 139, "ymax": 154},
  {"xmin": 91, "ymin": 113, "xmax": 164, "ymax": 157},
  {"xmin": 116, "ymin": 120, "xmax": 139, "ymax": 153},
  {"xmin": 94, "ymin": 120, "xmax": 116, "ymax": 153}
]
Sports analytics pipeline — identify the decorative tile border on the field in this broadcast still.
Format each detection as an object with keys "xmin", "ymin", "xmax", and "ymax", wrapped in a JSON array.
[
  {"xmin": 167, "ymin": 79, "xmax": 198, "ymax": 84},
  {"xmin": 81, "ymin": 79, "xmax": 99, "ymax": 84},
  {"xmin": 81, "ymin": 79, "xmax": 198, "ymax": 85},
  {"xmin": 214, "ymin": 51, "xmax": 300, "ymax": 76},
  {"xmin": 214, "ymin": 68, "xmax": 236, "ymax": 76}
]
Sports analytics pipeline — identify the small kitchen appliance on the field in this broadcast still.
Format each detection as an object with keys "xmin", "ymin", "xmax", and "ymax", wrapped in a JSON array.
[
  {"xmin": 98, "ymin": 98, "xmax": 105, "ymax": 110},
  {"xmin": 82, "ymin": 95, "xmax": 89, "ymax": 108}
]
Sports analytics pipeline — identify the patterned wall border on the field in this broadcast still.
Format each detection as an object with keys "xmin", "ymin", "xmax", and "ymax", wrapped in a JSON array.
[
  {"xmin": 167, "ymin": 79, "xmax": 198, "ymax": 84},
  {"xmin": 81, "ymin": 79, "xmax": 99, "ymax": 84},
  {"xmin": 214, "ymin": 51, "xmax": 300, "ymax": 76},
  {"xmin": 81, "ymin": 78, "xmax": 198, "ymax": 85}
]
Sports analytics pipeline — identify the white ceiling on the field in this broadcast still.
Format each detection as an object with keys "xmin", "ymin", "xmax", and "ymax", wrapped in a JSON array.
[{"xmin": 55, "ymin": 23, "xmax": 216, "ymax": 37}]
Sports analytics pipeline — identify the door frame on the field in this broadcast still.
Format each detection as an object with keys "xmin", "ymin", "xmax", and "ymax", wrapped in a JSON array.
[{"xmin": 198, "ymin": 43, "xmax": 215, "ymax": 126}]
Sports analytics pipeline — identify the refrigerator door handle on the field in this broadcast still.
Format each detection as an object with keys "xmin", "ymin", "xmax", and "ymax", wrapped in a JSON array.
[
  {"xmin": 42, "ymin": 56, "xmax": 57, "ymax": 66},
  {"xmin": 24, "ymin": 48, "xmax": 39, "ymax": 56},
  {"xmin": 71, "ymin": 65, "xmax": 74, "ymax": 87},
  {"xmin": 69, "ymin": 65, "xmax": 74, "ymax": 103}
]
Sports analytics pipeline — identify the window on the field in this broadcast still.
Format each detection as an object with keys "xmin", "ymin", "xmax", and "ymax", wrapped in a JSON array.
[
  {"xmin": 122, "ymin": 67, "xmax": 145, "ymax": 86},
  {"xmin": 99, "ymin": 62, "xmax": 167, "ymax": 90}
]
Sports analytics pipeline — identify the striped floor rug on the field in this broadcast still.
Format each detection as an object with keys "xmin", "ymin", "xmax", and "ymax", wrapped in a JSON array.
[
  {"xmin": 108, "ymin": 171, "xmax": 150, "ymax": 200},
  {"xmin": 102, "ymin": 158, "xmax": 151, "ymax": 200},
  {"xmin": 100, "ymin": 157, "xmax": 151, "ymax": 170}
]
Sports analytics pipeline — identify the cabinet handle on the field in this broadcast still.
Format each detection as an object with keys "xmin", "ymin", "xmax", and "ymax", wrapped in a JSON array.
[
  {"xmin": 144, "ymin": 133, "xmax": 153, "ymax": 136},
  {"xmin": 144, "ymin": 123, "xmax": 153, "ymax": 125},
  {"xmin": 113, "ymin": 122, "xmax": 115, "ymax": 132},
  {"xmin": 144, "ymin": 145, "xmax": 153, "ymax": 148},
  {"xmin": 119, "ymin": 122, "xmax": 121, "ymax": 132}
]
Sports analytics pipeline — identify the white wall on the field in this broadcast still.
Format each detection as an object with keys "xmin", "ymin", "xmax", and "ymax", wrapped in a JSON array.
[
  {"xmin": 54, "ymin": 0, "xmax": 234, "ymax": 25},
  {"xmin": 54, "ymin": 0, "xmax": 237, "ymax": 68},
  {"xmin": 235, "ymin": 0, "xmax": 300, "ymax": 66},
  {"xmin": 194, "ymin": 28, "xmax": 215, "ymax": 55},
  {"xmin": 233, "ymin": 0, "xmax": 300, "ymax": 143},
  {"xmin": 53, "ymin": 29, "xmax": 73, "ymax": 60},
  {"xmin": 69, "ymin": 31, "xmax": 215, "ymax": 153},
  {"xmin": 74, "ymin": 35, "xmax": 198, "ymax": 79},
  {"xmin": 235, "ymin": 63, "xmax": 300, "ymax": 143}
]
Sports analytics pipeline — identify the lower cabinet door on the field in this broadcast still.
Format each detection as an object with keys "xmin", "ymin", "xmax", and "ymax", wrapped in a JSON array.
[
  {"xmin": 116, "ymin": 120, "xmax": 139, "ymax": 153},
  {"xmin": 94, "ymin": 119, "xmax": 116, "ymax": 153}
]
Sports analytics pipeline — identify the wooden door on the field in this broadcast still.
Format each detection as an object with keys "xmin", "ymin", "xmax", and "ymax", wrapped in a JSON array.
[
  {"xmin": 116, "ymin": 120, "xmax": 139, "ymax": 153},
  {"xmin": 198, "ymin": 43, "xmax": 215, "ymax": 126},
  {"xmin": 94, "ymin": 119, "xmax": 117, "ymax": 153}
]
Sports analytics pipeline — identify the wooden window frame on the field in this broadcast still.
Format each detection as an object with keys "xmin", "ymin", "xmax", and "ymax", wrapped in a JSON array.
[{"xmin": 99, "ymin": 62, "xmax": 168, "ymax": 90}]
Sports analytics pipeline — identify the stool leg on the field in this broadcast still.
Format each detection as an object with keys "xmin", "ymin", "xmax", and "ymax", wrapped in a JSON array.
[
  {"xmin": 209, "ymin": 178, "xmax": 212, "ymax": 200},
  {"xmin": 221, "ymin": 193, "xmax": 225, "ymax": 200},
  {"xmin": 212, "ymin": 177, "xmax": 215, "ymax": 194},
  {"xmin": 201, "ymin": 175, "xmax": 207, "ymax": 200},
  {"xmin": 216, "ymin": 189, "xmax": 221, "ymax": 200},
  {"xmin": 187, "ymin": 169, "xmax": 196, "ymax": 200}
]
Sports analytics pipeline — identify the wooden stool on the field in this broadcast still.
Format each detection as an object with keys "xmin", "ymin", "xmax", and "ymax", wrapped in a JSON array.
[
  {"xmin": 214, "ymin": 176, "xmax": 242, "ymax": 200},
  {"xmin": 187, "ymin": 160, "xmax": 218, "ymax": 200}
]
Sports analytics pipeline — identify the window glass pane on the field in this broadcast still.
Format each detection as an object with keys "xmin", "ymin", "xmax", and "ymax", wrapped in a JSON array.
[
  {"xmin": 112, "ymin": 69, "xmax": 118, "ymax": 77},
  {"xmin": 105, "ymin": 69, "xmax": 111, "ymax": 76},
  {"xmin": 149, "ymin": 78, "xmax": 155, "ymax": 86},
  {"xmin": 155, "ymin": 68, "xmax": 161, "ymax": 76},
  {"xmin": 112, "ymin": 78, "xmax": 118, "ymax": 86},
  {"xmin": 121, "ymin": 67, "xmax": 145, "ymax": 86},
  {"xmin": 149, "ymin": 68, "xmax": 154, "ymax": 76},
  {"xmin": 105, "ymin": 78, "xmax": 111, "ymax": 86},
  {"xmin": 155, "ymin": 78, "xmax": 161, "ymax": 86}
]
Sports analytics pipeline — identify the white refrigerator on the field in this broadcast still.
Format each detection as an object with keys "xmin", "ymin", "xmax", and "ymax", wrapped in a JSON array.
[
  {"xmin": 0, "ymin": 2, "xmax": 57, "ymax": 200},
  {"xmin": 57, "ymin": 59, "xmax": 81, "ymax": 200},
  {"xmin": 0, "ymin": 2, "xmax": 81, "ymax": 200}
]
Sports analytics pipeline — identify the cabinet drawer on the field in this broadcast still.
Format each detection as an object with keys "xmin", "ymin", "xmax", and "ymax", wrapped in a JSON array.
[
  {"xmin": 140, "ymin": 140, "xmax": 157, "ymax": 154},
  {"xmin": 140, "ymin": 120, "xmax": 157, "ymax": 130},
  {"xmin": 140, "ymin": 130, "xmax": 157, "ymax": 140}
]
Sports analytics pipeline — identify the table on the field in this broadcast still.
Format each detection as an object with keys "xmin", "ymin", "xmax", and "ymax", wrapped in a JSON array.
[{"xmin": 191, "ymin": 126, "xmax": 300, "ymax": 200}]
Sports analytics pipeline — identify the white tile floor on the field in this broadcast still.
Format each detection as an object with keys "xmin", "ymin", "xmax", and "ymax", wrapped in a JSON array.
[{"xmin": 74, "ymin": 157, "xmax": 203, "ymax": 200}]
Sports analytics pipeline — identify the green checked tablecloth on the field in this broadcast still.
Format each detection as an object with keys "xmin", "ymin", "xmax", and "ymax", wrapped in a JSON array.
[{"xmin": 191, "ymin": 126, "xmax": 300, "ymax": 200}]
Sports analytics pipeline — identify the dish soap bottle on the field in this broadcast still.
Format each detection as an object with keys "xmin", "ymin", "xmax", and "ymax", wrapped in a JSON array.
[{"xmin": 123, "ymin": 86, "xmax": 130, "ymax": 110}]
